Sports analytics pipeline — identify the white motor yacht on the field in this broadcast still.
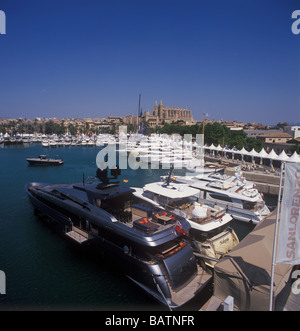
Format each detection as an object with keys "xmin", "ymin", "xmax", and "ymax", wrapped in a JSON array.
[
  {"xmin": 189, "ymin": 178, "xmax": 270, "ymax": 224},
  {"xmin": 132, "ymin": 180, "xmax": 239, "ymax": 267},
  {"xmin": 169, "ymin": 166, "xmax": 270, "ymax": 224},
  {"xmin": 42, "ymin": 140, "xmax": 49, "ymax": 147}
]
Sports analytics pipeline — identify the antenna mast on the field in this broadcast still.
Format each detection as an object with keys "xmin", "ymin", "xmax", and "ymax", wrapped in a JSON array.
[{"xmin": 138, "ymin": 93, "xmax": 142, "ymax": 132}]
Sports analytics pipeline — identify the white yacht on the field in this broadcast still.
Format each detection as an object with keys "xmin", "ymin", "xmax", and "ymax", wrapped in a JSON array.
[
  {"xmin": 49, "ymin": 140, "xmax": 57, "ymax": 147},
  {"xmin": 87, "ymin": 139, "xmax": 95, "ymax": 146},
  {"xmin": 42, "ymin": 140, "xmax": 49, "ymax": 147},
  {"xmin": 132, "ymin": 180, "xmax": 239, "ymax": 268},
  {"xmin": 185, "ymin": 161, "xmax": 225, "ymax": 174},
  {"xmin": 189, "ymin": 178, "xmax": 270, "ymax": 224},
  {"xmin": 168, "ymin": 166, "xmax": 270, "ymax": 224},
  {"xmin": 195, "ymin": 167, "xmax": 247, "ymax": 184}
]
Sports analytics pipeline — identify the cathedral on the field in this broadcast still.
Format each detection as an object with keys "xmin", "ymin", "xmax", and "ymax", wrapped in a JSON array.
[{"xmin": 142, "ymin": 100, "xmax": 193, "ymax": 127}]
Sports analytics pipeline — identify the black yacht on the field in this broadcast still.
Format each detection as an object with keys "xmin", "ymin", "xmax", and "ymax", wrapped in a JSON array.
[
  {"xmin": 25, "ymin": 168, "xmax": 211, "ymax": 309},
  {"xmin": 26, "ymin": 155, "xmax": 64, "ymax": 166}
]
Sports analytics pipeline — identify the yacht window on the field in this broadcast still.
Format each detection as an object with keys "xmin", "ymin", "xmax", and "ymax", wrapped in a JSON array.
[
  {"xmin": 94, "ymin": 199, "xmax": 101, "ymax": 207},
  {"xmin": 157, "ymin": 195, "xmax": 169, "ymax": 206},
  {"xmin": 151, "ymin": 239, "xmax": 185, "ymax": 258},
  {"xmin": 169, "ymin": 197, "xmax": 194, "ymax": 210},
  {"xmin": 208, "ymin": 193, "xmax": 232, "ymax": 203},
  {"xmin": 242, "ymin": 201, "xmax": 256, "ymax": 210},
  {"xmin": 242, "ymin": 201, "xmax": 262, "ymax": 210},
  {"xmin": 143, "ymin": 191, "xmax": 153, "ymax": 200}
]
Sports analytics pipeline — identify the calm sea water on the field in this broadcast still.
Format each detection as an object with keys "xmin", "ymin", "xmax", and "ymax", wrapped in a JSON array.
[{"xmin": 0, "ymin": 144, "xmax": 275, "ymax": 310}]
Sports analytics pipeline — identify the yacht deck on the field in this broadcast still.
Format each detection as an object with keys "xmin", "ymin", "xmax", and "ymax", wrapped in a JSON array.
[{"xmin": 169, "ymin": 264, "xmax": 212, "ymax": 307}]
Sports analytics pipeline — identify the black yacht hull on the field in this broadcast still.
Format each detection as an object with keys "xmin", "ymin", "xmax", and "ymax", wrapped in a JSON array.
[
  {"xmin": 27, "ymin": 159, "xmax": 64, "ymax": 166},
  {"xmin": 25, "ymin": 182, "xmax": 202, "ymax": 309}
]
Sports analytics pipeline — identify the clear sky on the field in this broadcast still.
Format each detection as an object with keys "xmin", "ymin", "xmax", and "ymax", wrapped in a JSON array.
[{"xmin": 0, "ymin": 0, "xmax": 299, "ymax": 125}]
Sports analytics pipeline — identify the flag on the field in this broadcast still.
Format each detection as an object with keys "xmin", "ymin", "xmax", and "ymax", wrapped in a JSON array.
[{"xmin": 276, "ymin": 162, "xmax": 300, "ymax": 264}]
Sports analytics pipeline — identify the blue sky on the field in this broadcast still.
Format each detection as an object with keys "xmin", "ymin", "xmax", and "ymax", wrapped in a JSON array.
[{"xmin": 0, "ymin": 0, "xmax": 299, "ymax": 124}]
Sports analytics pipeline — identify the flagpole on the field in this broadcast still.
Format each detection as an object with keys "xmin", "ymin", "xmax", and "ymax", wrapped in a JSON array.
[{"xmin": 269, "ymin": 160, "xmax": 285, "ymax": 311}]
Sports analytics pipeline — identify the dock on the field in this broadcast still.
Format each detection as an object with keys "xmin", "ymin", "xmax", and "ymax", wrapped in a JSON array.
[
  {"xmin": 170, "ymin": 265, "xmax": 212, "ymax": 308},
  {"xmin": 199, "ymin": 209, "xmax": 299, "ymax": 311}
]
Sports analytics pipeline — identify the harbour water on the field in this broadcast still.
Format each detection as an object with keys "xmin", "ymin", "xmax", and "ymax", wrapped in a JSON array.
[{"xmin": 0, "ymin": 144, "xmax": 276, "ymax": 310}]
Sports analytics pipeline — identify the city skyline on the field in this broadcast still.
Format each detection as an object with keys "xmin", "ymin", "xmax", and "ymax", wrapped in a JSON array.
[{"xmin": 0, "ymin": 0, "xmax": 299, "ymax": 125}]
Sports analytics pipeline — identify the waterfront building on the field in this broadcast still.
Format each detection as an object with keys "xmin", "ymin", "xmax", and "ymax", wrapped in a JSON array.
[
  {"xmin": 256, "ymin": 132, "xmax": 292, "ymax": 144},
  {"xmin": 256, "ymin": 132, "xmax": 294, "ymax": 154},
  {"xmin": 283, "ymin": 125, "xmax": 300, "ymax": 139},
  {"xmin": 245, "ymin": 129, "xmax": 283, "ymax": 138}
]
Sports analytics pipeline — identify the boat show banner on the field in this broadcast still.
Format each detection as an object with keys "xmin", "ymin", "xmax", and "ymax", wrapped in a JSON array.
[{"xmin": 277, "ymin": 163, "xmax": 300, "ymax": 265}]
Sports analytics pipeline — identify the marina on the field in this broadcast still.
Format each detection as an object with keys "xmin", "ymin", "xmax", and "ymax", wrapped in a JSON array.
[
  {"xmin": 0, "ymin": 0, "xmax": 299, "ymax": 314},
  {"xmin": 0, "ymin": 139, "xmax": 298, "ymax": 310}
]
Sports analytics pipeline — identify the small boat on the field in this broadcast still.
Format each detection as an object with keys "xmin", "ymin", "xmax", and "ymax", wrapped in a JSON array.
[
  {"xmin": 42, "ymin": 140, "xmax": 49, "ymax": 147},
  {"xmin": 49, "ymin": 140, "xmax": 57, "ymax": 147},
  {"xmin": 26, "ymin": 155, "xmax": 64, "ymax": 166}
]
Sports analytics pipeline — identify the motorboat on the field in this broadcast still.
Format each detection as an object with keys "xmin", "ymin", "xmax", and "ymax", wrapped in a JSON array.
[
  {"xmin": 26, "ymin": 155, "xmax": 64, "ymax": 166},
  {"xmin": 87, "ymin": 139, "xmax": 95, "ymax": 146},
  {"xmin": 49, "ymin": 140, "xmax": 57, "ymax": 147},
  {"xmin": 185, "ymin": 162, "xmax": 225, "ymax": 174},
  {"xmin": 165, "ymin": 165, "xmax": 270, "ymax": 224},
  {"xmin": 132, "ymin": 172, "xmax": 239, "ymax": 268},
  {"xmin": 189, "ymin": 178, "xmax": 270, "ymax": 224},
  {"xmin": 25, "ymin": 168, "xmax": 211, "ymax": 309},
  {"xmin": 42, "ymin": 140, "xmax": 49, "ymax": 147},
  {"xmin": 177, "ymin": 166, "xmax": 249, "ymax": 186}
]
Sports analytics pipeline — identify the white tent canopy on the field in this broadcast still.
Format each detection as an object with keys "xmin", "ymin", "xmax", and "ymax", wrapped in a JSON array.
[
  {"xmin": 248, "ymin": 148, "xmax": 259, "ymax": 157},
  {"xmin": 239, "ymin": 147, "xmax": 248, "ymax": 155},
  {"xmin": 276, "ymin": 150, "xmax": 289, "ymax": 161},
  {"xmin": 258, "ymin": 148, "xmax": 268, "ymax": 158},
  {"xmin": 287, "ymin": 151, "xmax": 300, "ymax": 163},
  {"xmin": 256, "ymin": 148, "xmax": 269, "ymax": 164},
  {"xmin": 265, "ymin": 149, "xmax": 278, "ymax": 159},
  {"xmin": 203, "ymin": 143, "xmax": 300, "ymax": 164}
]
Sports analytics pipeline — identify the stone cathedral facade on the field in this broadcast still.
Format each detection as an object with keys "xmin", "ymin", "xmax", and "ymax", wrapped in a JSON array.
[{"xmin": 142, "ymin": 100, "xmax": 193, "ymax": 127}]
